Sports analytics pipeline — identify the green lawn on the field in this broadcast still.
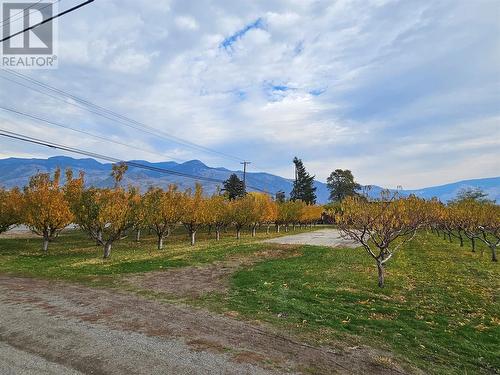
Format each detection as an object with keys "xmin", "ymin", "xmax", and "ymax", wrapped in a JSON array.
[
  {"xmin": 0, "ymin": 226, "xmax": 315, "ymax": 283},
  {"xmin": 199, "ymin": 233, "xmax": 500, "ymax": 375},
  {"xmin": 0, "ymin": 228, "xmax": 498, "ymax": 374}
]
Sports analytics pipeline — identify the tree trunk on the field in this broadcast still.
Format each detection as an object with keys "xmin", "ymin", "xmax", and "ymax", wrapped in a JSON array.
[
  {"xmin": 491, "ymin": 245, "xmax": 497, "ymax": 262},
  {"xmin": 377, "ymin": 261, "xmax": 384, "ymax": 288},
  {"xmin": 42, "ymin": 237, "xmax": 49, "ymax": 253},
  {"xmin": 136, "ymin": 229, "xmax": 141, "ymax": 242},
  {"xmin": 216, "ymin": 230, "xmax": 220, "ymax": 241},
  {"xmin": 276, "ymin": 224, "xmax": 280, "ymax": 233},
  {"xmin": 236, "ymin": 228, "xmax": 241, "ymax": 240},
  {"xmin": 266, "ymin": 225, "xmax": 270, "ymax": 234},
  {"xmin": 251, "ymin": 226, "xmax": 256, "ymax": 237},
  {"xmin": 471, "ymin": 237, "xmax": 476, "ymax": 252},
  {"xmin": 208, "ymin": 225, "xmax": 212, "ymax": 236},
  {"xmin": 285, "ymin": 225, "xmax": 289, "ymax": 232},
  {"xmin": 292, "ymin": 224, "xmax": 296, "ymax": 231},
  {"xmin": 103, "ymin": 242, "xmax": 112, "ymax": 259},
  {"xmin": 96, "ymin": 230, "xmax": 103, "ymax": 246},
  {"xmin": 458, "ymin": 232, "xmax": 463, "ymax": 247},
  {"xmin": 157, "ymin": 235, "xmax": 163, "ymax": 250},
  {"xmin": 190, "ymin": 231, "xmax": 196, "ymax": 246},
  {"xmin": 448, "ymin": 232, "xmax": 452, "ymax": 243}
]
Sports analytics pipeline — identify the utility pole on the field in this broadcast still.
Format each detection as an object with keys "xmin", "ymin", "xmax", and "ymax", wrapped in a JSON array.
[{"xmin": 241, "ymin": 161, "xmax": 251, "ymax": 192}]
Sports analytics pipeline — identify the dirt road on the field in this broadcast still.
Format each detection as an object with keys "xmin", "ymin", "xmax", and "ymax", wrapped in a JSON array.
[
  {"xmin": 263, "ymin": 229, "xmax": 359, "ymax": 248},
  {"xmin": 0, "ymin": 276, "xmax": 407, "ymax": 375}
]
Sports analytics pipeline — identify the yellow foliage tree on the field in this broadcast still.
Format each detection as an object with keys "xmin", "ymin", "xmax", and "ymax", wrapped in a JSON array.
[
  {"xmin": 299, "ymin": 204, "xmax": 323, "ymax": 228},
  {"xmin": 129, "ymin": 187, "xmax": 147, "ymax": 242},
  {"xmin": 453, "ymin": 199, "xmax": 499, "ymax": 262},
  {"xmin": 276, "ymin": 200, "xmax": 304, "ymax": 232},
  {"xmin": 254, "ymin": 193, "xmax": 277, "ymax": 234},
  {"xmin": 247, "ymin": 192, "xmax": 276, "ymax": 236},
  {"xmin": 337, "ymin": 194, "xmax": 427, "ymax": 287},
  {"xmin": 181, "ymin": 183, "xmax": 206, "ymax": 246},
  {"xmin": 22, "ymin": 168, "xmax": 73, "ymax": 252},
  {"xmin": 0, "ymin": 187, "xmax": 22, "ymax": 233},
  {"xmin": 229, "ymin": 195, "xmax": 256, "ymax": 239},
  {"xmin": 143, "ymin": 186, "xmax": 184, "ymax": 249},
  {"xmin": 205, "ymin": 194, "xmax": 231, "ymax": 240}
]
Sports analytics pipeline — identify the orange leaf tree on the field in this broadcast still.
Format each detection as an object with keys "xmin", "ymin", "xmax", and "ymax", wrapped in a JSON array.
[
  {"xmin": 181, "ymin": 183, "xmax": 207, "ymax": 246},
  {"xmin": 22, "ymin": 168, "xmax": 73, "ymax": 252},
  {"xmin": 143, "ymin": 185, "xmax": 184, "ymax": 250},
  {"xmin": 455, "ymin": 199, "xmax": 499, "ymax": 262},
  {"xmin": 337, "ymin": 194, "xmax": 426, "ymax": 287},
  {"xmin": 129, "ymin": 187, "xmax": 147, "ymax": 242},
  {"xmin": 276, "ymin": 200, "xmax": 304, "ymax": 232},
  {"xmin": 255, "ymin": 193, "xmax": 278, "ymax": 234},
  {"xmin": 229, "ymin": 194, "xmax": 257, "ymax": 239},
  {"xmin": 0, "ymin": 187, "xmax": 22, "ymax": 233},
  {"xmin": 299, "ymin": 204, "xmax": 323, "ymax": 228},
  {"xmin": 247, "ymin": 192, "xmax": 276, "ymax": 237},
  {"xmin": 205, "ymin": 194, "xmax": 231, "ymax": 241}
]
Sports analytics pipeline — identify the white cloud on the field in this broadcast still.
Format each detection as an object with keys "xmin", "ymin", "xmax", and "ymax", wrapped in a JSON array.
[
  {"xmin": 0, "ymin": 0, "xmax": 498, "ymax": 187},
  {"xmin": 175, "ymin": 15, "xmax": 199, "ymax": 30}
]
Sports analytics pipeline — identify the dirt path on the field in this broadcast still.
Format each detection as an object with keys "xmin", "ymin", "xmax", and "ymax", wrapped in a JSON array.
[
  {"xmin": 0, "ymin": 276, "xmax": 408, "ymax": 375},
  {"xmin": 263, "ymin": 229, "xmax": 358, "ymax": 248}
]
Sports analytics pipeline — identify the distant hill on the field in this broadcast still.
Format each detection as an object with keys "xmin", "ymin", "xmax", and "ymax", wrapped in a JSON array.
[
  {"xmin": 0, "ymin": 156, "xmax": 498, "ymax": 203},
  {"xmin": 379, "ymin": 177, "xmax": 500, "ymax": 203}
]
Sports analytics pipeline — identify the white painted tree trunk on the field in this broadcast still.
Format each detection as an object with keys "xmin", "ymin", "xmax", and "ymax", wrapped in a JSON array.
[
  {"xmin": 103, "ymin": 243, "xmax": 112, "ymax": 259},
  {"xmin": 42, "ymin": 237, "xmax": 49, "ymax": 253}
]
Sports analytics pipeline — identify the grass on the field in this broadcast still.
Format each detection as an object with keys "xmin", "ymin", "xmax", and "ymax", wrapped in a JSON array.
[
  {"xmin": 0, "ymin": 226, "xmax": 315, "ymax": 284},
  {"xmin": 0, "ymin": 227, "xmax": 498, "ymax": 374},
  {"xmin": 198, "ymin": 233, "xmax": 500, "ymax": 375}
]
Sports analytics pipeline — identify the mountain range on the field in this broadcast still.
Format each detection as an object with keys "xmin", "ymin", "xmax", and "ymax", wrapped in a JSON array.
[{"xmin": 0, "ymin": 156, "xmax": 498, "ymax": 204}]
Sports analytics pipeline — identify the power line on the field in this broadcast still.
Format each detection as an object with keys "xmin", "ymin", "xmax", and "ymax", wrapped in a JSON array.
[
  {"xmin": 0, "ymin": 68, "xmax": 246, "ymax": 163},
  {"xmin": 0, "ymin": 105, "xmax": 187, "ymax": 163},
  {"xmin": 0, "ymin": 128, "xmax": 271, "ymax": 194},
  {"xmin": 0, "ymin": 0, "xmax": 93, "ymax": 43}
]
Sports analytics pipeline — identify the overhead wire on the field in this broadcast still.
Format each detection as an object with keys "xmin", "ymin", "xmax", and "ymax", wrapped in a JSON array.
[
  {"xmin": 0, "ymin": 128, "xmax": 272, "ymax": 194},
  {"xmin": 0, "ymin": 0, "xmax": 90, "ymax": 43},
  {"xmin": 0, "ymin": 68, "xmax": 245, "ymax": 163},
  {"xmin": 0, "ymin": 105, "xmax": 187, "ymax": 163}
]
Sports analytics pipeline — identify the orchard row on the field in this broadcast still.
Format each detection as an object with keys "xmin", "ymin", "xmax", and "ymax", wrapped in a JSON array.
[
  {"xmin": 0, "ymin": 168, "xmax": 323, "ymax": 258},
  {"xmin": 334, "ymin": 193, "xmax": 499, "ymax": 287}
]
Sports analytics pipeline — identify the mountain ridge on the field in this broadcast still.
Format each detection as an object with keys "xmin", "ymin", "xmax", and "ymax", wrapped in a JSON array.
[{"xmin": 0, "ymin": 156, "xmax": 498, "ymax": 203}]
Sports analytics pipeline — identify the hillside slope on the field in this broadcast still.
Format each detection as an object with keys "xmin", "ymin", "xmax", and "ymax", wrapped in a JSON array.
[{"xmin": 0, "ymin": 156, "xmax": 498, "ymax": 203}]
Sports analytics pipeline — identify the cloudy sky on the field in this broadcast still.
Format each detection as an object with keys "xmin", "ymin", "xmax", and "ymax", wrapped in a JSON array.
[{"xmin": 0, "ymin": 0, "xmax": 499, "ymax": 189}]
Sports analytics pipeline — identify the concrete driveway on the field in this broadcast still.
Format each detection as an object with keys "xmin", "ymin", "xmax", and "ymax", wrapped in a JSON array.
[{"xmin": 263, "ymin": 229, "xmax": 359, "ymax": 248}]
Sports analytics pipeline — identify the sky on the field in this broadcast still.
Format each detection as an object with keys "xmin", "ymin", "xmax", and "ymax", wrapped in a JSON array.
[{"xmin": 0, "ymin": 0, "xmax": 499, "ymax": 189}]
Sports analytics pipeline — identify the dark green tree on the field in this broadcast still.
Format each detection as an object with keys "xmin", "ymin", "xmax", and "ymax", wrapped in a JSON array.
[
  {"xmin": 290, "ymin": 157, "xmax": 316, "ymax": 204},
  {"xmin": 326, "ymin": 169, "xmax": 361, "ymax": 202},
  {"xmin": 275, "ymin": 190, "xmax": 286, "ymax": 203},
  {"xmin": 448, "ymin": 187, "xmax": 494, "ymax": 204},
  {"xmin": 223, "ymin": 173, "xmax": 245, "ymax": 200}
]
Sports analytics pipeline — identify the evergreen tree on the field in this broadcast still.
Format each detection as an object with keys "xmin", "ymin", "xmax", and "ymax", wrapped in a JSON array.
[
  {"xmin": 326, "ymin": 169, "xmax": 361, "ymax": 202},
  {"xmin": 290, "ymin": 157, "xmax": 316, "ymax": 204},
  {"xmin": 275, "ymin": 190, "xmax": 286, "ymax": 203},
  {"xmin": 223, "ymin": 173, "xmax": 245, "ymax": 200}
]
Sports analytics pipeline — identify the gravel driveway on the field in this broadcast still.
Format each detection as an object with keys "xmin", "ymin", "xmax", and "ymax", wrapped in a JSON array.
[
  {"xmin": 0, "ymin": 276, "xmax": 407, "ymax": 375},
  {"xmin": 263, "ymin": 229, "xmax": 359, "ymax": 248}
]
